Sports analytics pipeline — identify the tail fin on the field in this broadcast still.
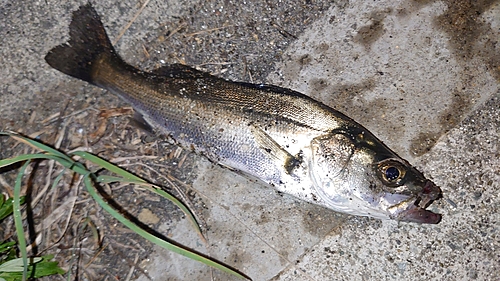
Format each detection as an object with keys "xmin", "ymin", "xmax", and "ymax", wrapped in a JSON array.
[{"xmin": 45, "ymin": 3, "xmax": 118, "ymax": 85}]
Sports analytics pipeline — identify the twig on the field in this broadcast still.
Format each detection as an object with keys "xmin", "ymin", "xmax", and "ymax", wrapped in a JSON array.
[
  {"xmin": 164, "ymin": 21, "xmax": 187, "ymax": 42},
  {"xmin": 113, "ymin": 0, "xmax": 151, "ymax": 45},
  {"xmin": 270, "ymin": 20, "xmax": 297, "ymax": 39},
  {"xmin": 185, "ymin": 25, "xmax": 233, "ymax": 37},
  {"xmin": 0, "ymin": 175, "xmax": 13, "ymax": 197},
  {"xmin": 110, "ymin": 155, "xmax": 158, "ymax": 163},
  {"xmin": 124, "ymin": 253, "xmax": 139, "ymax": 281}
]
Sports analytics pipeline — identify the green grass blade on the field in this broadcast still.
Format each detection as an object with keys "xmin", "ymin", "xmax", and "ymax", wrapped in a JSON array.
[
  {"xmin": 0, "ymin": 154, "xmax": 56, "ymax": 168},
  {"xmin": 0, "ymin": 241, "xmax": 16, "ymax": 254},
  {"xmin": 50, "ymin": 168, "xmax": 67, "ymax": 190},
  {"xmin": 0, "ymin": 196, "xmax": 26, "ymax": 221},
  {"xmin": 13, "ymin": 161, "xmax": 31, "ymax": 281},
  {"xmin": 93, "ymin": 175, "xmax": 124, "ymax": 183},
  {"xmin": 1, "ymin": 132, "xmax": 88, "ymax": 175},
  {"xmin": 76, "ymin": 153, "xmax": 202, "ymax": 237},
  {"xmin": 0, "ymin": 153, "xmax": 89, "ymax": 177},
  {"xmin": 96, "ymin": 175, "xmax": 202, "ymax": 235},
  {"xmin": 71, "ymin": 151, "xmax": 143, "ymax": 182},
  {"xmin": 0, "ymin": 258, "xmax": 42, "ymax": 273},
  {"xmin": 0, "ymin": 132, "xmax": 73, "ymax": 163},
  {"xmin": 2, "ymin": 134, "xmax": 200, "ymax": 235},
  {"xmin": 83, "ymin": 175, "xmax": 250, "ymax": 280}
]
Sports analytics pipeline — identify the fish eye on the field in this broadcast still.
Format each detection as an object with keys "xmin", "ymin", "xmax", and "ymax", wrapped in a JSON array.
[
  {"xmin": 385, "ymin": 166, "xmax": 400, "ymax": 181},
  {"xmin": 377, "ymin": 160, "xmax": 406, "ymax": 186}
]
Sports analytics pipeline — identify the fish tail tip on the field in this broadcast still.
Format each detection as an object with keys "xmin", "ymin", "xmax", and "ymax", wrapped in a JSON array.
[{"xmin": 45, "ymin": 3, "xmax": 117, "ymax": 84}]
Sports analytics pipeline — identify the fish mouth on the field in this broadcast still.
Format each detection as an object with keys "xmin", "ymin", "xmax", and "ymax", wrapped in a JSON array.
[{"xmin": 390, "ymin": 181, "xmax": 442, "ymax": 224}]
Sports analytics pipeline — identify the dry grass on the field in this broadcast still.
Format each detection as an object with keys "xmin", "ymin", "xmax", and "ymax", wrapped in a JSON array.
[{"xmin": 0, "ymin": 101, "xmax": 197, "ymax": 280}]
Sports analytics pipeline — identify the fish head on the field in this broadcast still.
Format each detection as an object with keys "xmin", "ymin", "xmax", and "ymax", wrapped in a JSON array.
[{"xmin": 309, "ymin": 127, "xmax": 442, "ymax": 224}]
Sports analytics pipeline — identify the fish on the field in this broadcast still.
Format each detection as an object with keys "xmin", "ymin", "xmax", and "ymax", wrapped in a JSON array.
[{"xmin": 45, "ymin": 3, "xmax": 442, "ymax": 224}]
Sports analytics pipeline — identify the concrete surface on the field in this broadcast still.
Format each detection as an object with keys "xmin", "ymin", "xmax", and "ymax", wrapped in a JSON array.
[{"xmin": 1, "ymin": 0, "xmax": 499, "ymax": 281}]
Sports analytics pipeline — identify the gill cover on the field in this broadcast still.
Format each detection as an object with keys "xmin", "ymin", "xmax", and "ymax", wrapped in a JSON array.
[{"xmin": 309, "ymin": 132, "xmax": 357, "ymax": 208}]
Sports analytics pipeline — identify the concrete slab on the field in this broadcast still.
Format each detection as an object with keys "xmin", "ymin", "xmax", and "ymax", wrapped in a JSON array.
[{"xmin": 1, "ymin": 1, "xmax": 498, "ymax": 281}]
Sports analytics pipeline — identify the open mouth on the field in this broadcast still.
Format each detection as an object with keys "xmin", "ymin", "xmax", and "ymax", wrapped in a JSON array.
[
  {"xmin": 390, "ymin": 181, "xmax": 443, "ymax": 224},
  {"xmin": 396, "ymin": 203, "xmax": 442, "ymax": 224}
]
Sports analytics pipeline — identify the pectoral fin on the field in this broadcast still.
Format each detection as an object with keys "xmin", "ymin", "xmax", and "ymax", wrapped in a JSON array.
[{"xmin": 250, "ymin": 125, "xmax": 302, "ymax": 174}]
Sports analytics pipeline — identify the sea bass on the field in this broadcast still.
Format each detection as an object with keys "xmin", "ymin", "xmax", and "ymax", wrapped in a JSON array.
[{"xmin": 45, "ymin": 4, "xmax": 442, "ymax": 223}]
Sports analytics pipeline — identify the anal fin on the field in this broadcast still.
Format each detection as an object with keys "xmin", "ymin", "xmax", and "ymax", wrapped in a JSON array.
[{"xmin": 129, "ymin": 111, "xmax": 155, "ymax": 135}]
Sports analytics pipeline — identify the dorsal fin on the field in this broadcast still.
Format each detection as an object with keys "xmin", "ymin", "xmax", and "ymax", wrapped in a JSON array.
[
  {"xmin": 151, "ymin": 63, "xmax": 211, "ymax": 79},
  {"xmin": 234, "ymin": 82, "xmax": 306, "ymax": 98}
]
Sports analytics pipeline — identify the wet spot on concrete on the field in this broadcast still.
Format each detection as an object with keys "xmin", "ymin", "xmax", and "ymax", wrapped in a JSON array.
[
  {"xmin": 300, "ymin": 207, "xmax": 346, "ymax": 237},
  {"xmin": 325, "ymin": 78, "xmax": 377, "ymax": 109},
  {"xmin": 239, "ymin": 202, "xmax": 254, "ymax": 212},
  {"xmin": 410, "ymin": 86, "xmax": 477, "ymax": 156},
  {"xmin": 298, "ymin": 54, "xmax": 312, "ymax": 66},
  {"xmin": 354, "ymin": 9, "xmax": 392, "ymax": 50},
  {"xmin": 256, "ymin": 210, "xmax": 271, "ymax": 225},
  {"xmin": 225, "ymin": 248, "xmax": 245, "ymax": 265},
  {"xmin": 315, "ymin": 42, "xmax": 330, "ymax": 53},
  {"xmin": 410, "ymin": 92, "xmax": 460, "ymax": 156},
  {"xmin": 398, "ymin": 0, "xmax": 500, "ymax": 155},
  {"xmin": 411, "ymin": 0, "xmax": 500, "ymax": 81},
  {"xmin": 410, "ymin": 131, "xmax": 440, "ymax": 156},
  {"xmin": 436, "ymin": 0, "xmax": 500, "ymax": 81},
  {"xmin": 437, "ymin": 90, "xmax": 471, "ymax": 129},
  {"xmin": 310, "ymin": 78, "xmax": 329, "ymax": 92},
  {"xmin": 394, "ymin": 6, "xmax": 412, "ymax": 18}
]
